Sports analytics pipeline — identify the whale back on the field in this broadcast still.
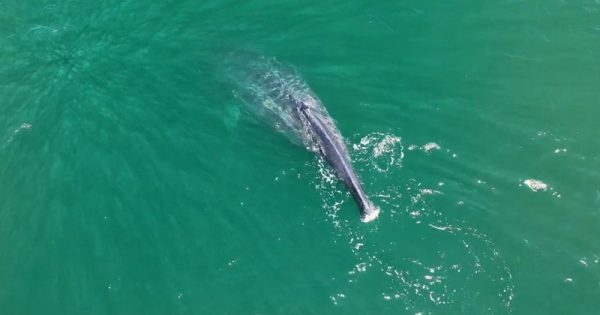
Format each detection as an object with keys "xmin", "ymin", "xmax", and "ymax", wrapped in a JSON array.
[{"xmin": 223, "ymin": 52, "xmax": 332, "ymax": 149}]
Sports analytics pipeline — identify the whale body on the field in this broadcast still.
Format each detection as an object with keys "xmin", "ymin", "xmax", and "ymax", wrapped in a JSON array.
[{"xmin": 225, "ymin": 53, "xmax": 380, "ymax": 222}]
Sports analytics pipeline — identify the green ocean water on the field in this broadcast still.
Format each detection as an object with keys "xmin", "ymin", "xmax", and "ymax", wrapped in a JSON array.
[{"xmin": 1, "ymin": 0, "xmax": 600, "ymax": 314}]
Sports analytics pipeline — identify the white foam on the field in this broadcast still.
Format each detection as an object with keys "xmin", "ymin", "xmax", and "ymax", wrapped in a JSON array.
[
  {"xmin": 429, "ymin": 224, "xmax": 449, "ymax": 232},
  {"xmin": 423, "ymin": 142, "xmax": 440, "ymax": 152},
  {"xmin": 374, "ymin": 135, "xmax": 401, "ymax": 157},
  {"xmin": 523, "ymin": 179, "xmax": 548, "ymax": 192},
  {"xmin": 354, "ymin": 133, "xmax": 404, "ymax": 173}
]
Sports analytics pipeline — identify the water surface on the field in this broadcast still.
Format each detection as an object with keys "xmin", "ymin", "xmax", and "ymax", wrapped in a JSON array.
[{"xmin": 1, "ymin": 0, "xmax": 599, "ymax": 314}]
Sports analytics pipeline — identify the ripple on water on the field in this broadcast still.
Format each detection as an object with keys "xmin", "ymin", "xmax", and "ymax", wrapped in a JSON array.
[{"xmin": 312, "ymin": 132, "xmax": 514, "ymax": 313}]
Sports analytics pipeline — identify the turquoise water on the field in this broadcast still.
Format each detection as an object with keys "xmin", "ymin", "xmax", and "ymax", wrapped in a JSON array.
[{"xmin": 1, "ymin": 1, "xmax": 599, "ymax": 314}]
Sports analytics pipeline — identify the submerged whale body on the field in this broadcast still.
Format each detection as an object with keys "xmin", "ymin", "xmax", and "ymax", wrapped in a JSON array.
[{"xmin": 225, "ymin": 53, "xmax": 380, "ymax": 222}]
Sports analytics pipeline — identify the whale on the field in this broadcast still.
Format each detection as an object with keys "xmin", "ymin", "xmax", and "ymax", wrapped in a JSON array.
[
  {"xmin": 288, "ymin": 95, "xmax": 380, "ymax": 222},
  {"xmin": 224, "ymin": 53, "xmax": 380, "ymax": 222}
]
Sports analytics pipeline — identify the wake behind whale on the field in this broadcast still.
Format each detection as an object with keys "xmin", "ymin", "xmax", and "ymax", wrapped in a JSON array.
[{"xmin": 224, "ymin": 53, "xmax": 379, "ymax": 222}]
